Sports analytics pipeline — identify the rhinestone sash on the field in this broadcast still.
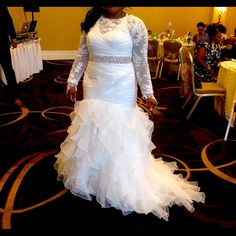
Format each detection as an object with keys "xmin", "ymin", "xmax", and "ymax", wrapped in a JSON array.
[{"xmin": 89, "ymin": 55, "xmax": 132, "ymax": 64}]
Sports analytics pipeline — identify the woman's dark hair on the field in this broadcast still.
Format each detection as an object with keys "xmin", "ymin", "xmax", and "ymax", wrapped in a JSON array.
[
  {"xmin": 197, "ymin": 22, "xmax": 206, "ymax": 29},
  {"xmin": 81, "ymin": 7, "xmax": 104, "ymax": 33},
  {"xmin": 217, "ymin": 24, "xmax": 227, "ymax": 34},
  {"xmin": 206, "ymin": 23, "xmax": 219, "ymax": 39}
]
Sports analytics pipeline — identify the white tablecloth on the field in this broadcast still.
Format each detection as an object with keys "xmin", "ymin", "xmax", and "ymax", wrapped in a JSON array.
[
  {"xmin": 1, "ymin": 39, "xmax": 43, "ymax": 84},
  {"xmin": 215, "ymin": 60, "xmax": 236, "ymax": 126}
]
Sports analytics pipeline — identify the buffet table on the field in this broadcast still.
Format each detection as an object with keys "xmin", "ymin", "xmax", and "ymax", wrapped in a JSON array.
[{"xmin": 0, "ymin": 38, "xmax": 43, "ymax": 84}]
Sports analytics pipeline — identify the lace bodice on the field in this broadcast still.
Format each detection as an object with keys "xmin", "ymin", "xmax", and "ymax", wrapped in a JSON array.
[{"xmin": 67, "ymin": 14, "xmax": 155, "ymax": 100}]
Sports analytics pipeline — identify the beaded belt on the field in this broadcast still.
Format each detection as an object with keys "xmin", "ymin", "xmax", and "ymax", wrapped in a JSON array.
[{"xmin": 89, "ymin": 55, "xmax": 132, "ymax": 64}]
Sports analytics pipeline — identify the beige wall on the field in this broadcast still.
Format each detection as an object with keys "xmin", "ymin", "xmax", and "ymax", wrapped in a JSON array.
[
  {"xmin": 127, "ymin": 7, "xmax": 213, "ymax": 38},
  {"xmin": 224, "ymin": 7, "xmax": 236, "ymax": 36},
  {"xmin": 9, "ymin": 7, "xmax": 90, "ymax": 50},
  {"xmin": 8, "ymin": 7, "xmax": 236, "ymax": 52}
]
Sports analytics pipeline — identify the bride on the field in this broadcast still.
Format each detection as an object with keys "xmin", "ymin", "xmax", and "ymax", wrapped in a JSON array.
[{"xmin": 54, "ymin": 6, "xmax": 205, "ymax": 221}]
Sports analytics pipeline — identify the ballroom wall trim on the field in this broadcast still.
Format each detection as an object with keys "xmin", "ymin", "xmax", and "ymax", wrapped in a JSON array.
[{"xmin": 41, "ymin": 50, "xmax": 77, "ymax": 60}]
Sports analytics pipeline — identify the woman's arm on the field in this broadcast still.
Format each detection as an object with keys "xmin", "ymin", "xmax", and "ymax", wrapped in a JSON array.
[
  {"xmin": 195, "ymin": 46, "xmax": 208, "ymax": 69},
  {"xmin": 195, "ymin": 46, "xmax": 217, "ymax": 77},
  {"xmin": 67, "ymin": 32, "xmax": 89, "ymax": 102},
  {"xmin": 128, "ymin": 16, "xmax": 157, "ymax": 108}
]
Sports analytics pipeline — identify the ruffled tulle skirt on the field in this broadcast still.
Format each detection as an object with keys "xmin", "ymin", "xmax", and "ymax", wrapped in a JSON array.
[{"xmin": 54, "ymin": 98, "xmax": 205, "ymax": 220}]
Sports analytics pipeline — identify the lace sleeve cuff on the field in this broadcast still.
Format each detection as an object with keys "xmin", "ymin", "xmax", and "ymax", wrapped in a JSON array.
[{"xmin": 66, "ymin": 82, "xmax": 77, "ymax": 93}]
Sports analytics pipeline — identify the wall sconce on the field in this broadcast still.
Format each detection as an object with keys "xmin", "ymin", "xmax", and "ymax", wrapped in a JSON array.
[{"xmin": 217, "ymin": 7, "xmax": 227, "ymax": 23}]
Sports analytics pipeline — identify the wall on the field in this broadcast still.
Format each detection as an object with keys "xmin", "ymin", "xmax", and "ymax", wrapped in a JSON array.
[
  {"xmin": 224, "ymin": 7, "xmax": 236, "ymax": 36},
  {"xmin": 8, "ymin": 7, "xmax": 236, "ymax": 59},
  {"xmin": 127, "ymin": 7, "xmax": 213, "ymax": 38},
  {"xmin": 9, "ymin": 7, "xmax": 89, "ymax": 50}
]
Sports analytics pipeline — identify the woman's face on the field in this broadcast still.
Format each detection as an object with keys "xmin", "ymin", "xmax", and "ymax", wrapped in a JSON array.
[
  {"xmin": 197, "ymin": 26, "xmax": 205, "ymax": 35},
  {"xmin": 103, "ymin": 7, "xmax": 123, "ymax": 15},
  {"xmin": 213, "ymin": 32, "xmax": 222, "ymax": 44}
]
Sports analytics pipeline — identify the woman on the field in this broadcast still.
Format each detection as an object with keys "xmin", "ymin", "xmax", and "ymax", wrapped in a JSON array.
[
  {"xmin": 193, "ymin": 21, "xmax": 206, "ymax": 44},
  {"xmin": 194, "ymin": 23, "xmax": 222, "ymax": 83},
  {"xmin": 54, "ymin": 7, "xmax": 205, "ymax": 220}
]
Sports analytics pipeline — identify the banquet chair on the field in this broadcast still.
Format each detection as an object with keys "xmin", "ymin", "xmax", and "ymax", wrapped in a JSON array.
[
  {"xmin": 147, "ymin": 39, "xmax": 163, "ymax": 79},
  {"xmin": 224, "ymin": 100, "xmax": 236, "ymax": 141},
  {"xmin": 158, "ymin": 32, "xmax": 170, "ymax": 42},
  {"xmin": 182, "ymin": 52, "xmax": 226, "ymax": 120},
  {"xmin": 179, "ymin": 46, "xmax": 195, "ymax": 99},
  {"xmin": 159, "ymin": 39, "xmax": 182, "ymax": 80}
]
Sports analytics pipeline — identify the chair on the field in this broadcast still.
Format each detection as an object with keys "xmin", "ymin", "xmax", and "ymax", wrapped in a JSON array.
[
  {"xmin": 158, "ymin": 32, "xmax": 169, "ymax": 42},
  {"xmin": 224, "ymin": 99, "xmax": 236, "ymax": 141},
  {"xmin": 159, "ymin": 39, "xmax": 182, "ymax": 80},
  {"xmin": 182, "ymin": 52, "xmax": 226, "ymax": 120},
  {"xmin": 179, "ymin": 46, "xmax": 195, "ymax": 99},
  {"xmin": 147, "ymin": 39, "xmax": 162, "ymax": 79}
]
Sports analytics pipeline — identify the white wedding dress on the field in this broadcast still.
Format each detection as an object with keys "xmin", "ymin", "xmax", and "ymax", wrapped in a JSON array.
[{"xmin": 54, "ymin": 14, "xmax": 205, "ymax": 221}]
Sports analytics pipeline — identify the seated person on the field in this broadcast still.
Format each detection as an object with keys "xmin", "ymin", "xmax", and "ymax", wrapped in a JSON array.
[
  {"xmin": 231, "ymin": 27, "xmax": 236, "ymax": 40},
  {"xmin": 221, "ymin": 39, "xmax": 236, "ymax": 60},
  {"xmin": 193, "ymin": 22, "xmax": 206, "ymax": 44},
  {"xmin": 217, "ymin": 24, "xmax": 228, "ymax": 44},
  {"xmin": 221, "ymin": 27, "xmax": 236, "ymax": 60},
  {"xmin": 194, "ymin": 23, "xmax": 222, "ymax": 84}
]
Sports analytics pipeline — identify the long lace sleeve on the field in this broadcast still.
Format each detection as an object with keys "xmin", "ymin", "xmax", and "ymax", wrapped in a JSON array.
[
  {"xmin": 67, "ymin": 32, "xmax": 89, "ymax": 91},
  {"xmin": 128, "ymin": 16, "xmax": 156, "ymax": 100}
]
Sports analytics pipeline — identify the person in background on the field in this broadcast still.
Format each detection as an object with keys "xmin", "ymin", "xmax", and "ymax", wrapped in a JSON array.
[
  {"xmin": 193, "ymin": 22, "xmax": 206, "ymax": 44},
  {"xmin": 0, "ymin": 2, "xmax": 23, "ymax": 107},
  {"xmin": 217, "ymin": 24, "xmax": 235, "ymax": 61},
  {"xmin": 54, "ymin": 6, "xmax": 205, "ymax": 221},
  {"xmin": 217, "ymin": 24, "xmax": 228, "ymax": 44},
  {"xmin": 148, "ymin": 29, "xmax": 153, "ymax": 38},
  {"xmin": 194, "ymin": 23, "xmax": 222, "ymax": 83},
  {"xmin": 221, "ymin": 29, "xmax": 236, "ymax": 60},
  {"xmin": 232, "ymin": 28, "xmax": 236, "ymax": 39}
]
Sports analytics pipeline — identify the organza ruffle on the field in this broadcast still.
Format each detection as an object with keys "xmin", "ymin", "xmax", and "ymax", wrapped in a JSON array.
[{"xmin": 54, "ymin": 99, "xmax": 205, "ymax": 221}]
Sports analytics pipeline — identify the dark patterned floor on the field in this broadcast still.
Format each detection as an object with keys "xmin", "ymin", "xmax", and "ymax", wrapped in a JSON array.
[{"xmin": 0, "ymin": 60, "xmax": 236, "ymax": 235}]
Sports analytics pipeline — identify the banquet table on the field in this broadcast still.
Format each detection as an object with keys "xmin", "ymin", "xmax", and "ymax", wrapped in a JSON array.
[
  {"xmin": 215, "ymin": 60, "xmax": 236, "ymax": 126},
  {"xmin": 0, "ymin": 38, "xmax": 43, "ymax": 84}
]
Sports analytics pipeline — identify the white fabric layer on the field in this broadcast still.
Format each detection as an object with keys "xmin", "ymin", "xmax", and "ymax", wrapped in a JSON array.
[
  {"xmin": 55, "ymin": 99, "xmax": 205, "ymax": 220},
  {"xmin": 55, "ymin": 13, "xmax": 205, "ymax": 220}
]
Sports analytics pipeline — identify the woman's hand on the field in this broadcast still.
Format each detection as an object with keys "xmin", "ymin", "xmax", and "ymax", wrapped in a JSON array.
[
  {"xmin": 67, "ymin": 87, "xmax": 77, "ymax": 102},
  {"xmin": 208, "ymin": 67, "xmax": 217, "ymax": 77},
  {"xmin": 10, "ymin": 39, "xmax": 17, "ymax": 48},
  {"xmin": 146, "ymin": 97, "xmax": 163, "ymax": 121},
  {"xmin": 146, "ymin": 97, "xmax": 158, "ymax": 111}
]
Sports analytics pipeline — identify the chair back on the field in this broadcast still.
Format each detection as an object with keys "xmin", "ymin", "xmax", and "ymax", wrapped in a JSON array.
[
  {"xmin": 158, "ymin": 32, "xmax": 169, "ymax": 41},
  {"xmin": 179, "ymin": 50, "xmax": 194, "ymax": 98},
  {"xmin": 163, "ymin": 39, "xmax": 182, "ymax": 60},
  {"xmin": 148, "ymin": 39, "xmax": 159, "ymax": 58},
  {"xmin": 188, "ymin": 52, "xmax": 197, "ymax": 93},
  {"xmin": 148, "ymin": 39, "xmax": 161, "ymax": 75},
  {"xmin": 179, "ymin": 46, "xmax": 195, "ymax": 66}
]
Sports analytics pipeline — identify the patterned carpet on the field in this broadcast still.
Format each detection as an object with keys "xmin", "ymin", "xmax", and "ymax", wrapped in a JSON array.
[{"xmin": 0, "ymin": 60, "xmax": 236, "ymax": 235}]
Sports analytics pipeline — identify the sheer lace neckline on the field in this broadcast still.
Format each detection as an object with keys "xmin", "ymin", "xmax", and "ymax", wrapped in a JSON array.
[
  {"xmin": 101, "ymin": 13, "xmax": 127, "ymax": 20},
  {"xmin": 98, "ymin": 14, "xmax": 127, "ymax": 34}
]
